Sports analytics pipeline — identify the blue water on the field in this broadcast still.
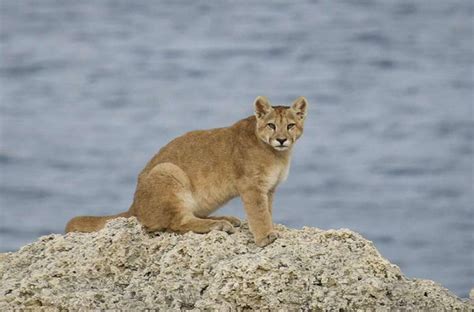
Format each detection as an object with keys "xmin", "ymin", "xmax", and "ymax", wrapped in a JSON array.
[{"xmin": 0, "ymin": 0, "xmax": 472, "ymax": 297}]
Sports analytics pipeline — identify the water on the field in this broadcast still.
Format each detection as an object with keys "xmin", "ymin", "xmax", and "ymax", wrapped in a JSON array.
[{"xmin": 0, "ymin": 0, "xmax": 472, "ymax": 297}]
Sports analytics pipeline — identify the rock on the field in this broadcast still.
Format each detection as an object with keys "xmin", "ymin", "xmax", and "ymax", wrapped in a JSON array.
[{"xmin": 0, "ymin": 217, "xmax": 471, "ymax": 311}]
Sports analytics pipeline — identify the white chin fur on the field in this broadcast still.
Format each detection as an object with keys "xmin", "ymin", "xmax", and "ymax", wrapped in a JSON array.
[{"xmin": 273, "ymin": 145, "xmax": 289, "ymax": 151}]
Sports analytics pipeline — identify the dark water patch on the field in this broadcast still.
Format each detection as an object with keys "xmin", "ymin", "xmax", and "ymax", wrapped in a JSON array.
[
  {"xmin": 100, "ymin": 97, "xmax": 130, "ymax": 109},
  {"xmin": 435, "ymin": 121, "xmax": 473, "ymax": 140},
  {"xmin": 352, "ymin": 202, "xmax": 383, "ymax": 213},
  {"xmin": 131, "ymin": 46, "xmax": 154, "ymax": 60},
  {"xmin": 297, "ymin": 52, "xmax": 315, "ymax": 63},
  {"xmin": 455, "ymin": 144, "xmax": 473, "ymax": 156},
  {"xmin": 449, "ymin": 221, "xmax": 474, "ymax": 232},
  {"xmin": 313, "ymin": 93, "xmax": 341, "ymax": 105},
  {"xmin": 0, "ymin": 60, "xmax": 68, "ymax": 78},
  {"xmin": 118, "ymin": 174, "xmax": 137, "ymax": 186},
  {"xmin": 338, "ymin": 120, "xmax": 373, "ymax": 133},
  {"xmin": 0, "ymin": 30, "xmax": 10, "ymax": 42},
  {"xmin": 406, "ymin": 239, "xmax": 428, "ymax": 249},
  {"xmin": 0, "ymin": 63, "xmax": 45, "ymax": 78},
  {"xmin": 375, "ymin": 167, "xmax": 431, "ymax": 177},
  {"xmin": 45, "ymin": 159, "xmax": 86, "ymax": 171},
  {"xmin": 342, "ymin": 145, "xmax": 360, "ymax": 155},
  {"xmin": 372, "ymin": 235, "xmax": 395, "ymax": 245},
  {"xmin": 0, "ymin": 185, "xmax": 53, "ymax": 200},
  {"xmin": 284, "ymin": 31, "xmax": 309, "ymax": 45},
  {"xmin": 393, "ymin": 3, "xmax": 418, "ymax": 16},
  {"xmin": 369, "ymin": 59, "xmax": 397, "ymax": 70},
  {"xmin": 162, "ymin": 49, "xmax": 187, "ymax": 60},
  {"xmin": 196, "ymin": 3, "xmax": 212, "ymax": 13},
  {"xmin": 106, "ymin": 1, "xmax": 152, "ymax": 15},
  {"xmin": 265, "ymin": 46, "xmax": 290, "ymax": 58},
  {"xmin": 296, "ymin": 162, "xmax": 321, "ymax": 173},
  {"xmin": 404, "ymin": 86, "xmax": 420, "ymax": 95},
  {"xmin": 423, "ymin": 255, "xmax": 457, "ymax": 266},
  {"xmin": 87, "ymin": 69, "xmax": 112, "ymax": 84},
  {"xmin": 418, "ymin": 186, "xmax": 461, "ymax": 199},
  {"xmin": 371, "ymin": 158, "xmax": 454, "ymax": 177},
  {"xmin": 443, "ymin": 2, "xmax": 474, "ymax": 16},
  {"xmin": 185, "ymin": 69, "xmax": 207, "ymax": 79},
  {"xmin": 202, "ymin": 48, "xmax": 255, "ymax": 60},
  {"xmin": 279, "ymin": 185, "xmax": 319, "ymax": 196},
  {"xmin": 353, "ymin": 31, "xmax": 390, "ymax": 47},
  {"xmin": 345, "ymin": 0, "xmax": 376, "ymax": 8},
  {"xmin": 316, "ymin": 199, "xmax": 346, "ymax": 211},
  {"xmin": 202, "ymin": 47, "xmax": 284, "ymax": 60},
  {"xmin": 319, "ymin": 178, "xmax": 360, "ymax": 193},
  {"xmin": 378, "ymin": 122, "xmax": 410, "ymax": 140},
  {"xmin": 192, "ymin": 107, "xmax": 211, "ymax": 117},
  {"xmin": 0, "ymin": 153, "xmax": 19, "ymax": 165},
  {"xmin": 329, "ymin": 56, "xmax": 357, "ymax": 67},
  {"xmin": 451, "ymin": 79, "xmax": 472, "ymax": 90}
]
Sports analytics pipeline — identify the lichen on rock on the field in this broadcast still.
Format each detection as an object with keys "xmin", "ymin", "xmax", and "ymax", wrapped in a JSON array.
[{"xmin": 0, "ymin": 217, "xmax": 471, "ymax": 311}]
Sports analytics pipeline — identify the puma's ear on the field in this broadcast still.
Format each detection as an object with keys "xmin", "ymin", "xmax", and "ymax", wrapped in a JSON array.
[
  {"xmin": 291, "ymin": 96, "xmax": 308, "ymax": 121},
  {"xmin": 254, "ymin": 96, "xmax": 272, "ymax": 119}
]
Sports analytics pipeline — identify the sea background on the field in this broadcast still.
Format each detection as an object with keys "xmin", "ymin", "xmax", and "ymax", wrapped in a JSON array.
[{"xmin": 0, "ymin": 0, "xmax": 472, "ymax": 297}]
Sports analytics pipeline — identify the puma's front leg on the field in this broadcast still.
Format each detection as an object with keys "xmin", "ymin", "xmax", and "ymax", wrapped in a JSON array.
[
  {"xmin": 240, "ymin": 188, "xmax": 278, "ymax": 247},
  {"xmin": 267, "ymin": 189, "xmax": 275, "ymax": 217}
]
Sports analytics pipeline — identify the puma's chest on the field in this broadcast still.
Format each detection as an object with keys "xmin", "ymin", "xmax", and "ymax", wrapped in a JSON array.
[{"xmin": 265, "ymin": 161, "xmax": 291, "ymax": 190}]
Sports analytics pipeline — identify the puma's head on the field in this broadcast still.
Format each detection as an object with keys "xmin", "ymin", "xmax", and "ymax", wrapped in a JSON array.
[{"xmin": 254, "ymin": 96, "xmax": 308, "ymax": 152}]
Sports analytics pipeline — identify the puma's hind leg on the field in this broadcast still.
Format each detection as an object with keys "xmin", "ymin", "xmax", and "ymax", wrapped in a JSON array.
[
  {"xmin": 131, "ymin": 162, "xmax": 235, "ymax": 234},
  {"xmin": 175, "ymin": 215, "xmax": 235, "ymax": 234},
  {"xmin": 205, "ymin": 216, "xmax": 241, "ymax": 227}
]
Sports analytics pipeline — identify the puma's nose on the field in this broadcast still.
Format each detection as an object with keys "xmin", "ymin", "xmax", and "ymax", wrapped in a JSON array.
[{"xmin": 276, "ymin": 138, "xmax": 287, "ymax": 145}]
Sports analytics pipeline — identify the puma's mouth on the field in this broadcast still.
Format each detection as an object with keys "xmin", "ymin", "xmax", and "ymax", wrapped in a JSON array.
[{"xmin": 273, "ymin": 145, "xmax": 289, "ymax": 151}]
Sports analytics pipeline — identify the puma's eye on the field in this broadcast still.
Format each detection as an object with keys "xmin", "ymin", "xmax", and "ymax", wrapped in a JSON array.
[
  {"xmin": 267, "ymin": 123, "xmax": 276, "ymax": 130},
  {"xmin": 287, "ymin": 123, "xmax": 296, "ymax": 130}
]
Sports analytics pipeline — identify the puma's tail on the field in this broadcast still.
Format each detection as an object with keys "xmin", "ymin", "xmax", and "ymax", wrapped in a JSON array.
[{"xmin": 65, "ymin": 211, "xmax": 131, "ymax": 233}]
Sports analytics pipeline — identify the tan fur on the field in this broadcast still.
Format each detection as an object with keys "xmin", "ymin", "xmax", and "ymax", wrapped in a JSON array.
[{"xmin": 65, "ymin": 96, "xmax": 308, "ymax": 247}]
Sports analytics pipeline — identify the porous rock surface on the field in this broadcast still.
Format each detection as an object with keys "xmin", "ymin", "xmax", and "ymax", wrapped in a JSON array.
[{"xmin": 0, "ymin": 218, "xmax": 471, "ymax": 311}]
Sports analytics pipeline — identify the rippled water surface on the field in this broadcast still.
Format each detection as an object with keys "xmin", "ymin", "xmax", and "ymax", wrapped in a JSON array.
[{"xmin": 1, "ymin": 0, "xmax": 473, "ymax": 297}]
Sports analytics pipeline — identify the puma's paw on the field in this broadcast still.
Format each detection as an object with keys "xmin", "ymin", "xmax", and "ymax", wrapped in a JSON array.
[
  {"xmin": 256, "ymin": 231, "xmax": 279, "ymax": 247},
  {"xmin": 211, "ymin": 220, "xmax": 235, "ymax": 234},
  {"xmin": 225, "ymin": 216, "xmax": 241, "ymax": 227}
]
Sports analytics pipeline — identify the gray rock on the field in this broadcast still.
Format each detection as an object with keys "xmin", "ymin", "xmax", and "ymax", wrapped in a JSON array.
[{"xmin": 0, "ymin": 218, "xmax": 471, "ymax": 311}]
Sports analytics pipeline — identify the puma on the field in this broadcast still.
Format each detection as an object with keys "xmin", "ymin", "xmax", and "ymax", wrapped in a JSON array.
[{"xmin": 66, "ymin": 96, "xmax": 308, "ymax": 247}]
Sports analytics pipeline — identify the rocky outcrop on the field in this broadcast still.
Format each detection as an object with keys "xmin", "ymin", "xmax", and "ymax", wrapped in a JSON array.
[{"xmin": 0, "ymin": 217, "xmax": 471, "ymax": 311}]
